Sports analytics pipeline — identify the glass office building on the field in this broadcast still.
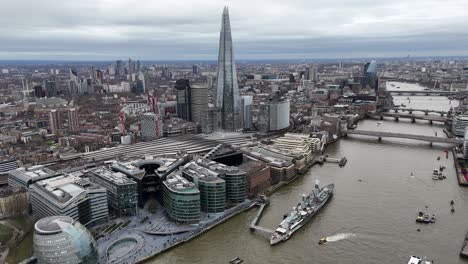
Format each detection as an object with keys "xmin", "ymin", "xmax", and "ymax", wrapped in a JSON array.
[
  {"xmin": 33, "ymin": 215, "xmax": 98, "ymax": 264},
  {"xmin": 182, "ymin": 161, "xmax": 226, "ymax": 213},
  {"xmin": 163, "ymin": 173, "xmax": 200, "ymax": 223}
]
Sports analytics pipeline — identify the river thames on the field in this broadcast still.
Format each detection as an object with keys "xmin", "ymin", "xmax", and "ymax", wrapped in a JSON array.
[{"xmin": 151, "ymin": 82, "xmax": 468, "ymax": 264}]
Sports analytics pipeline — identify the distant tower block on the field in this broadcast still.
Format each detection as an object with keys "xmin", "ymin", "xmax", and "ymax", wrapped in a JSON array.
[
  {"xmin": 68, "ymin": 108, "xmax": 79, "ymax": 132},
  {"xmin": 49, "ymin": 109, "xmax": 61, "ymax": 134}
]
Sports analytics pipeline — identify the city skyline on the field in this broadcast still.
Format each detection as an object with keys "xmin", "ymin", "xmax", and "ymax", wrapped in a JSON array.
[{"xmin": 1, "ymin": 0, "xmax": 468, "ymax": 60}]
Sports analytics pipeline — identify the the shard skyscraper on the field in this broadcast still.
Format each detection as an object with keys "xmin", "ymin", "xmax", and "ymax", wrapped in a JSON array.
[{"xmin": 214, "ymin": 6, "xmax": 241, "ymax": 132}]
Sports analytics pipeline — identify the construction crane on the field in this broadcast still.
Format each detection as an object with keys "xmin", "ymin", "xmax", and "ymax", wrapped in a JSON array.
[
  {"xmin": 153, "ymin": 94, "xmax": 160, "ymax": 138},
  {"xmin": 119, "ymin": 97, "xmax": 126, "ymax": 136}
]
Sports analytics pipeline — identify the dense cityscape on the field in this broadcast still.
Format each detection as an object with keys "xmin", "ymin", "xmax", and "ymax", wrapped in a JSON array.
[{"xmin": 1, "ymin": 2, "xmax": 468, "ymax": 264}]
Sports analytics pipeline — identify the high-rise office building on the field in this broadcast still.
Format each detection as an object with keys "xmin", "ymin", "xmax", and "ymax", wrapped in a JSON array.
[
  {"xmin": 49, "ymin": 109, "xmax": 61, "ymax": 134},
  {"xmin": 96, "ymin": 70, "xmax": 103, "ymax": 84},
  {"xmin": 34, "ymin": 85, "xmax": 45, "ymax": 98},
  {"xmin": 141, "ymin": 112, "xmax": 163, "ymax": 140},
  {"xmin": 136, "ymin": 60, "xmax": 141, "ymax": 72},
  {"xmin": 312, "ymin": 68, "xmax": 318, "ymax": 83},
  {"xmin": 192, "ymin": 65, "xmax": 198, "ymax": 75},
  {"xmin": 304, "ymin": 67, "xmax": 310, "ymax": 80},
  {"xmin": 191, "ymin": 85, "xmax": 209, "ymax": 124},
  {"xmin": 115, "ymin": 60, "xmax": 123, "ymax": 76},
  {"xmin": 69, "ymin": 69, "xmax": 79, "ymax": 95},
  {"xmin": 44, "ymin": 80, "xmax": 57, "ymax": 97},
  {"xmin": 214, "ymin": 7, "xmax": 241, "ymax": 132},
  {"xmin": 88, "ymin": 167, "xmax": 137, "ymax": 217},
  {"xmin": 175, "ymin": 79, "xmax": 192, "ymax": 121},
  {"xmin": 136, "ymin": 72, "xmax": 146, "ymax": 94},
  {"xmin": 269, "ymin": 99, "xmax": 290, "ymax": 131},
  {"xmin": 128, "ymin": 58, "xmax": 134, "ymax": 75},
  {"xmin": 67, "ymin": 108, "xmax": 79, "ymax": 132},
  {"xmin": 241, "ymin": 95, "xmax": 253, "ymax": 130},
  {"xmin": 364, "ymin": 61, "xmax": 378, "ymax": 90},
  {"xmin": 257, "ymin": 99, "xmax": 290, "ymax": 132},
  {"xmin": 33, "ymin": 216, "xmax": 98, "ymax": 264}
]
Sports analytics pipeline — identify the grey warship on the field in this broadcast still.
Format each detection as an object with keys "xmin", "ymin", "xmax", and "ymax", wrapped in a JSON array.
[{"xmin": 270, "ymin": 181, "xmax": 334, "ymax": 245}]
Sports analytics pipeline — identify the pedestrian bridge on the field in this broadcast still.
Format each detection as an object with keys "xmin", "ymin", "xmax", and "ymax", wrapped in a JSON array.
[{"xmin": 346, "ymin": 130, "xmax": 462, "ymax": 145}]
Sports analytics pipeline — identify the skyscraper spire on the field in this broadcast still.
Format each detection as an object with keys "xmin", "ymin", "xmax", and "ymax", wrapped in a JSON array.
[{"xmin": 214, "ymin": 6, "xmax": 241, "ymax": 132}]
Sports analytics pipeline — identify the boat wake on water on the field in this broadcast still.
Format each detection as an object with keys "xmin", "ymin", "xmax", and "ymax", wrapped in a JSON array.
[{"xmin": 325, "ymin": 233, "xmax": 356, "ymax": 242}]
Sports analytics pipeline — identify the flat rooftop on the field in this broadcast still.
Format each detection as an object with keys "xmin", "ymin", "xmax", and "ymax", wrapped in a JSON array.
[
  {"xmin": 91, "ymin": 167, "xmax": 136, "ymax": 185},
  {"xmin": 33, "ymin": 174, "xmax": 103, "ymax": 204},
  {"xmin": 164, "ymin": 173, "xmax": 199, "ymax": 194},
  {"xmin": 183, "ymin": 162, "xmax": 224, "ymax": 183}
]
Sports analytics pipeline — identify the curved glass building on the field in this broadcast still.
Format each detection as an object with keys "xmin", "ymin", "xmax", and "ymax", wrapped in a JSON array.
[
  {"xmin": 182, "ymin": 161, "xmax": 226, "ymax": 213},
  {"xmin": 196, "ymin": 158, "xmax": 247, "ymax": 204},
  {"xmin": 33, "ymin": 216, "xmax": 98, "ymax": 264},
  {"xmin": 163, "ymin": 173, "xmax": 201, "ymax": 223}
]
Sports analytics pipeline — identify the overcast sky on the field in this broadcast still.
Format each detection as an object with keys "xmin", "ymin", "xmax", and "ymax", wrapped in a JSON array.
[{"xmin": 1, "ymin": 0, "xmax": 467, "ymax": 60}]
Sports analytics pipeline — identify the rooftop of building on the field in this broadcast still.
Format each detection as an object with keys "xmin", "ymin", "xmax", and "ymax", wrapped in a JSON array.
[
  {"xmin": 9, "ymin": 166, "xmax": 59, "ymax": 182},
  {"xmin": 237, "ymin": 157, "xmax": 267, "ymax": 174},
  {"xmin": 196, "ymin": 157, "xmax": 245, "ymax": 175},
  {"xmin": 110, "ymin": 155, "xmax": 187, "ymax": 179},
  {"xmin": 90, "ymin": 167, "xmax": 136, "ymax": 185},
  {"xmin": 35, "ymin": 215, "xmax": 74, "ymax": 235},
  {"xmin": 32, "ymin": 174, "xmax": 104, "ymax": 205},
  {"xmin": 163, "ymin": 172, "xmax": 199, "ymax": 194},
  {"xmin": 258, "ymin": 143, "xmax": 306, "ymax": 159},
  {"xmin": 109, "ymin": 160, "xmax": 146, "ymax": 178},
  {"xmin": 182, "ymin": 162, "xmax": 224, "ymax": 183},
  {"xmin": 241, "ymin": 146, "xmax": 294, "ymax": 167},
  {"xmin": 455, "ymin": 115, "xmax": 468, "ymax": 120}
]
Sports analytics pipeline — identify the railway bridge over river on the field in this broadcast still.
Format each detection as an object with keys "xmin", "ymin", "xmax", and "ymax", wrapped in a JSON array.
[{"xmin": 345, "ymin": 130, "xmax": 462, "ymax": 145}]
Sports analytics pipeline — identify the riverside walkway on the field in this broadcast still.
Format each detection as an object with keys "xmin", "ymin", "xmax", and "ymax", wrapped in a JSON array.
[{"xmin": 346, "ymin": 130, "xmax": 462, "ymax": 145}]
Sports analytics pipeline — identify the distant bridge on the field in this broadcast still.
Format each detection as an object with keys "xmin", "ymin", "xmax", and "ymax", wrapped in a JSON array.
[
  {"xmin": 391, "ymin": 107, "xmax": 449, "ymax": 116},
  {"xmin": 368, "ymin": 112, "xmax": 447, "ymax": 123},
  {"xmin": 346, "ymin": 130, "xmax": 461, "ymax": 145},
  {"xmin": 388, "ymin": 90, "xmax": 461, "ymax": 96}
]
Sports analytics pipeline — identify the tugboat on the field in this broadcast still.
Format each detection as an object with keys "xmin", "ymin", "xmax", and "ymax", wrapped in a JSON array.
[
  {"xmin": 318, "ymin": 237, "xmax": 327, "ymax": 245},
  {"xmin": 270, "ymin": 181, "xmax": 334, "ymax": 245}
]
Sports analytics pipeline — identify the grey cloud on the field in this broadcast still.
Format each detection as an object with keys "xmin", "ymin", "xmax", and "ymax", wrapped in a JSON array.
[{"xmin": 0, "ymin": 0, "xmax": 467, "ymax": 60}]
